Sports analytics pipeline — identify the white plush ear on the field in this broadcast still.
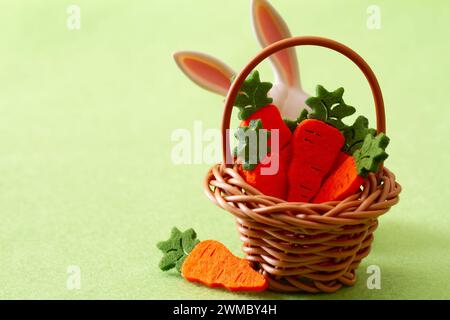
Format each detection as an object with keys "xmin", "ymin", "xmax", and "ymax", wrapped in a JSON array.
[
  {"xmin": 173, "ymin": 51, "xmax": 235, "ymax": 96},
  {"xmin": 251, "ymin": 0, "xmax": 301, "ymax": 88}
]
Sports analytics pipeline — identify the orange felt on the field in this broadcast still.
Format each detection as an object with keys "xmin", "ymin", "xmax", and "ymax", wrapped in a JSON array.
[
  {"xmin": 181, "ymin": 240, "xmax": 268, "ymax": 292},
  {"xmin": 287, "ymin": 119, "xmax": 345, "ymax": 202},
  {"xmin": 240, "ymin": 104, "xmax": 292, "ymax": 149},
  {"xmin": 239, "ymin": 146, "xmax": 291, "ymax": 200},
  {"xmin": 313, "ymin": 152, "xmax": 365, "ymax": 203}
]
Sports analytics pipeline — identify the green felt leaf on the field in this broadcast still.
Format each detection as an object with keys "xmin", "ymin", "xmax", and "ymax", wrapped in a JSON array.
[
  {"xmin": 305, "ymin": 85, "xmax": 356, "ymax": 130},
  {"xmin": 175, "ymin": 256, "xmax": 187, "ymax": 273},
  {"xmin": 159, "ymin": 250, "xmax": 184, "ymax": 271},
  {"xmin": 233, "ymin": 119, "xmax": 270, "ymax": 171},
  {"xmin": 181, "ymin": 228, "xmax": 200, "ymax": 254},
  {"xmin": 354, "ymin": 133, "xmax": 390, "ymax": 177},
  {"xmin": 343, "ymin": 116, "xmax": 377, "ymax": 154},
  {"xmin": 156, "ymin": 227, "xmax": 200, "ymax": 273},
  {"xmin": 284, "ymin": 109, "xmax": 309, "ymax": 132},
  {"xmin": 156, "ymin": 227, "xmax": 182, "ymax": 253},
  {"xmin": 233, "ymin": 70, "xmax": 273, "ymax": 120}
]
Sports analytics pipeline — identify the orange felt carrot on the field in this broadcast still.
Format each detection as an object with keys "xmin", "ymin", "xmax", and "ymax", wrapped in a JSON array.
[
  {"xmin": 313, "ymin": 152, "xmax": 364, "ymax": 203},
  {"xmin": 182, "ymin": 240, "xmax": 267, "ymax": 292},
  {"xmin": 232, "ymin": 71, "xmax": 292, "ymax": 200},
  {"xmin": 313, "ymin": 133, "xmax": 390, "ymax": 203},
  {"xmin": 287, "ymin": 119, "xmax": 345, "ymax": 202},
  {"xmin": 238, "ymin": 146, "xmax": 291, "ymax": 199},
  {"xmin": 157, "ymin": 228, "xmax": 268, "ymax": 292},
  {"xmin": 241, "ymin": 104, "xmax": 292, "ymax": 149}
]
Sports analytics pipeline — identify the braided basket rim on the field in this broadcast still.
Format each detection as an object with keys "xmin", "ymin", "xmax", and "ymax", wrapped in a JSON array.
[{"xmin": 204, "ymin": 164, "xmax": 400, "ymax": 229}]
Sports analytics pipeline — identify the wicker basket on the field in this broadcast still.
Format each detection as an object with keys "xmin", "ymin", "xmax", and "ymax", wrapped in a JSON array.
[{"xmin": 204, "ymin": 36, "xmax": 401, "ymax": 293}]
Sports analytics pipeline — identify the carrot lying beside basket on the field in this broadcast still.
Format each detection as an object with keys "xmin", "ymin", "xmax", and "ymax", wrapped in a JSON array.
[{"xmin": 157, "ymin": 227, "xmax": 268, "ymax": 292}]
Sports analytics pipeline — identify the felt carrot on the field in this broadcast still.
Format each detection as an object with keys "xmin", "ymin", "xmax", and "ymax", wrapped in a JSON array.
[
  {"xmin": 234, "ymin": 70, "xmax": 292, "ymax": 149},
  {"xmin": 286, "ymin": 85, "xmax": 356, "ymax": 202},
  {"xmin": 287, "ymin": 119, "xmax": 345, "ymax": 202},
  {"xmin": 238, "ymin": 146, "xmax": 291, "ymax": 199},
  {"xmin": 313, "ymin": 152, "xmax": 364, "ymax": 203},
  {"xmin": 241, "ymin": 104, "xmax": 292, "ymax": 149},
  {"xmin": 182, "ymin": 240, "xmax": 267, "ymax": 291},
  {"xmin": 313, "ymin": 132, "xmax": 389, "ymax": 203},
  {"xmin": 157, "ymin": 227, "xmax": 268, "ymax": 292},
  {"xmin": 232, "ymin": 71, "xmax": 293, "ymax": 199},
  {"xmin": 311, "ymin": 116, "xmax": 378, "ymax": 203}
]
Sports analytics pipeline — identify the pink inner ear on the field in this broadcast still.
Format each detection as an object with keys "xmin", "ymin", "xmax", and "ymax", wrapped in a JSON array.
[
  {"xmin": 258, "ymin": 6, "xmax": 295, "ymax": 86},
  {"xmin": 184, "ymin": 58, "xmax": 231, "ymax": 91}
]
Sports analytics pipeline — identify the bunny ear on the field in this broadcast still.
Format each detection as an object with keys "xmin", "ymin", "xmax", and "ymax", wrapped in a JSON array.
[
  {"xmin": 251, "ymin": 0, "xmax": 301, "ymax": 88},
  {"xmin": 173, "ymin": 51, "xmax": 235, "ymax": 96}
]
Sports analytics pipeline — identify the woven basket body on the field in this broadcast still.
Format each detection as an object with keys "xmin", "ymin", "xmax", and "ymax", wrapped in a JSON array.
[{"xmin": 204, "ymin": 37, "xmax": 401, "ymax": 293}]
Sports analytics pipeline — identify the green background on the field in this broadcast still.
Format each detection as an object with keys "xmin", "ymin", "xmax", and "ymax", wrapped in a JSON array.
[{"xmin": 0, "ymin": 0, "xmax": 449, "ymax": 299}]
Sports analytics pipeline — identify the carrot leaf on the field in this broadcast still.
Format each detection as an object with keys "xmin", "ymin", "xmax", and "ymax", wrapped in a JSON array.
[
  {"xmin": 343, "ymin": 116, "xmax": 377, "ymax": 154},
  {"xmin": 284, "ymin": 109, "xmax": 309, "ymax": 132},
  {"xmin": 305, "ymin": 85, "xmax": 356, "ymax": 130},
  {"xmin": 157, "ymin": 227, "xmax": 200, "ymax": 272},
  {"xmin": 354, "ymin": 133, "xmax": 390, "ymax": 176},
  {"xmin": 233, "ymin": 70, "xmax": 273, "ymax": 120},
  {"xmin": 233, "ymin": 119, "xmax": 270, "ymax": 170}
]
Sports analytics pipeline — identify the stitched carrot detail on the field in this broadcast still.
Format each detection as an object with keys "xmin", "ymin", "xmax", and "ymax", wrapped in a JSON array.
[
  {"xmin": 238, "ymin": 146, "xmax": 291, "ymax": 199},
  {"xmin": 312, "ymin": 152, "xmax": 364, "ymax": 203},
  {"xmin": 157, "ymin": 228, "xmax": 268, "ymax": 292},
  {"xmin": 182, "ymin": 240, "xmax": 267, "ymax": 292},
  {"xmin": 313, "ymin": 133, "xmax": 390, "ymax": 203},
  {"xmin": 287, "ymin": 119, "xmax": 345, "ymax": 202}
]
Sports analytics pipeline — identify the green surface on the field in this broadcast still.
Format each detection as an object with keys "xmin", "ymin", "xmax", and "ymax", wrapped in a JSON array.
[{"xmin": 0, "ymin": 0, "xmax": 449, "ymax": 299}]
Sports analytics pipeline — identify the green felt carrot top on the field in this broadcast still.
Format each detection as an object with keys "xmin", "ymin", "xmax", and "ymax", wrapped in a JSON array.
[
  {"xmin": 305, "ymin": 85, "xmax": 356, "ymax": 130},
  {"xmin": 157, "ymin": 227, "xmax": 200, "ymax": 272},
  {"xmin": 233, "ymin": 119, "xmax": 270, "ymax": 171},
  {"xmin": 233, "ymin": 70, "xmax": 273, "ymax": 120},
  {"xmin": 354, "ymin": 132, "xmax": 390, "ymax": 177},
  {"xmin": 284, "ymin": 85, "xmax": 356, "ymax": 133},
  {"xmin": 343, "ymin": 116, "xmax": 377, "ymax": 154}
]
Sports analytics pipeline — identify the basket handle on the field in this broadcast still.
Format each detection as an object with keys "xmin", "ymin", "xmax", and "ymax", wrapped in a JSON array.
[{"xmin": 221, "ymin": 36, "xmax": 386, "ymax": 165}]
